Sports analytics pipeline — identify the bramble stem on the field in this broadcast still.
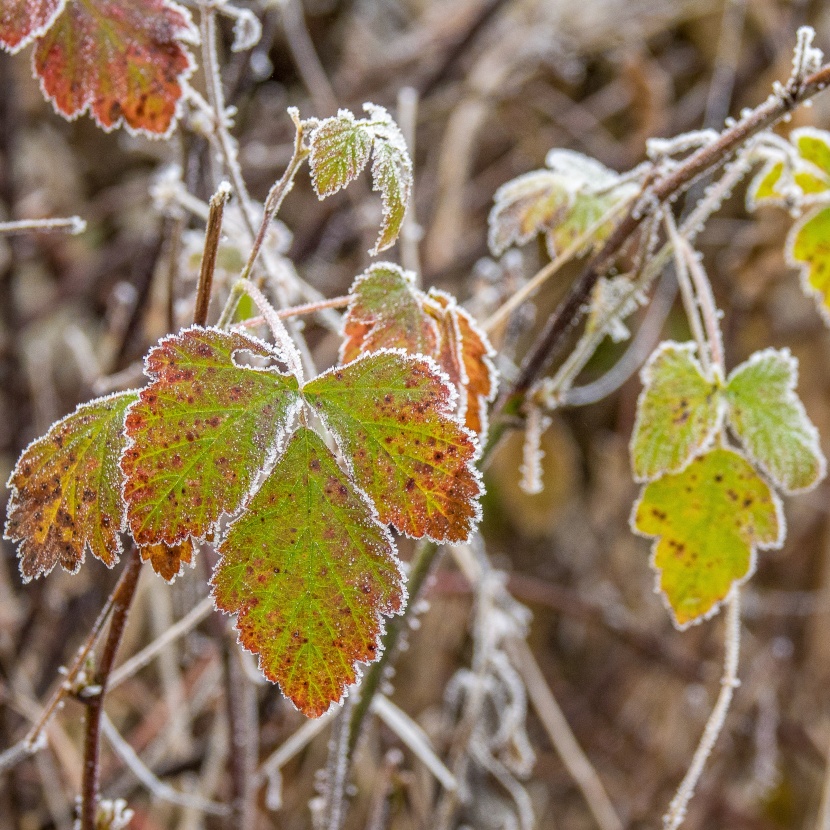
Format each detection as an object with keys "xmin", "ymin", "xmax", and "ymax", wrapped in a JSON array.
[
  {"xmin": 194, "ymin": 184, "xmax": 231, "ymax": 328},
  {"xmin": 79, "ymin": 549, "xmax": 143, "ymax": 830},
  {"xmin": 0, "ymin": 216, "xmax": 86, "ymax": 235}
]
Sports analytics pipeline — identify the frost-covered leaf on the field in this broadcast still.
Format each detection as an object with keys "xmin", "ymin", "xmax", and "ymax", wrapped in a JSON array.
[
  {"xmin": 488, "ymin": 148, "xmax": 636, "ymax": 258},
  {"xmin": 0, "ymin": 0, "xmax": 64, "ymax": 53},
  {"xmin": 786, "ymin": 205, "xmax": 830, "ymax": 320},
  {"xmin": 32, "ymin": 0, "xmax": 196, "ymax": 135},
  {"xmin": 140, "ymin": 539, "xmax": 195, "ymax": 582},
  {"xmin": 630, "ymin": 342, "xmax": 723, "ymax": 482},
  {"xmin": 793, "ymin": 127, "xmax": 830, "ymax": 180},
  {"xmin": 340, "ymin": 263, "xmax": 438, "ymax": 365},
  {"xmin": 487, "ymin": 170, "xmax": 572, "ymax": 257},
  {"xmin": 725, "ymin": 349, "xmax": 826, "ymax": 493},
  {"xmin": 341, "ymin": 265, "xmax": 498, "ymax": 438},
  {"xmin": 213, "ymin": 427, "xmax": 404, "ymax": 717},
  {"xmin": 121, "ymin": 327, "xmax": 301, "ymax": 546},
  {"xmin": 308, "ymin": 104, "xmax": 412, "ymax": 254},
  {"xmin": 746, "ymin": 159, "xmax": 829, "ymax": 209},
  {"xmin": 584, "ymin": 276, "xmax": 643, "ymax": 344},
  {"xmin": 308, "ymin": 109, "xmax": 373, "ymax": 198},
  {"xmin": 632, "ymin": 448, "xmax": 783, "ymax": 628},
  {"xmin": 304, "ymin": 350, "xmax": 483, "ymax": 543},
  {"xmin": 5, "ymin": 391, "xmax": 135, "ymax": 581},
  {"xmin": 424, "ymin": 290, "xmax": 497, "ymax": 438},
  {"xmin": 369, "ymin": 127, "xmax": 412, "ymax": 254}
]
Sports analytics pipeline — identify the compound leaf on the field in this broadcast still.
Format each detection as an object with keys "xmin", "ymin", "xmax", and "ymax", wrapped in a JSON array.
[
  {"xmin": 308, "ymin": 109, "xmax": 373, "ymax": 198},
  {"xmin": 122, "ymin": 327, "xmax": 301, "ymax": 546},
  {"xmin": 786, "ymin": 205, "xmax": 830, "ymax": 320},
  {"xmin": 32, "ymin": 0, "xmax": 196, "ymax": 135},
  {"xmin": 304, "ymin": 350, "xmax": 482, "ymax": 543},
  {"xmin": 213, "ymin": 427, "xmax": 404, "ymax": 717},
  {"xmin": 340, "ymin": 263, "xmax": 438, "ymax": 365},
  {"xmin": 5, "ymin": 390, "xmax": 135, "ymax": 581},
  {"xmin": 630, "ymin": 342, "xmax": 723, "ymax": 482},
  {"xmin": 632, "ymin": 448, "xmax": 783, "ymax": 628},
  {"xmin": 0, "ymin": 0, "xmax": 64, "ymax": 53},
  {"xmin": 725, "ymin": 348, "xmax": 826, "ymax": 493}
]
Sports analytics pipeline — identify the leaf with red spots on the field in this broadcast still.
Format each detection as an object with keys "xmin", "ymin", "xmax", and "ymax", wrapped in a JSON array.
[
  {"xmin": 29, "ymin": 0, "xmax": 196, "ymax": 136},
  {"xmin": 140, "ymin": 538, "xmax": 195, "ymax": 582},
  {"xmin": 341, "ymin": 264, "xmax": 498, "ymax": 439},
  {"xmin": 0, "ymin": 0, "xmax": 64, "ymax": 53},
  {"xmin": 213, "ymin": 427, "xmax": 404, "ymax": 717},
  {"xmin": 121, "ymin": 327, "xmax": 302, "ymax": 546},
  {"xmin": 4, "ymin": 390, "xmax": 135, "ymax": 582},
  {"xmin": 339, "ymin": 263, "xmax": 438, "ymax": 365},
  {"xmin": 631, "ymin": 448, "xmax": 783, "ymax": 628},
  {"xmin": 304, "ymin": 350, "xmax": 483, "ymax": 543}
]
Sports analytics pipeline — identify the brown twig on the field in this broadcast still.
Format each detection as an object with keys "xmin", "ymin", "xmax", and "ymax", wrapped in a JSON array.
[
  {"xmin": 79, "ymin": 549, "xmax": 143, "ymax": 830},
  {"xmin": 194, "ymin": 184, "xmax": 231, "ymax": 328}
]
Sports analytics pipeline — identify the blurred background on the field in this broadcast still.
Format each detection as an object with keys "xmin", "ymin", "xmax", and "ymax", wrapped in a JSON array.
[{"xmin": 4, "ymin": 0, "xmax": 830, "ymax": 828}]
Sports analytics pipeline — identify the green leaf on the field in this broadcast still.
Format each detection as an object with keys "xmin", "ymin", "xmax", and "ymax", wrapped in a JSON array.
[
  {"xmin": 630, "ymin": 342, "xmax": 723, "ymax": 482},
  {"xmin": 746, "ymin": 159, "xmax": 829, "ymax": 210},
  {"xmin": 340, "ymin": 263, "xmax": 438, "ymax": 365},
  {"xmin": 632, "ymin": 448, "xmax": 783, "ymax": 628},
  {"xmin": 213, "ymin": 427, "xmax": 404, "ymax": 717},
  {"xmin": 304, "ymin": 350, "xmax": 483, "ymax": 543},
  {"xmin": 121, "ymin": 327, "xmax": 301, "ymax": 545},
  {"xmin": 308, "ymin": 109, "xmax": 373, "ymax": 198},
  {"xmin": 308, "ymin": 104, "xmax": 412, "ymax": 254},
  {"xmin": 725, "ymin": 348, "xmax": 826, "ymax": 493},
  {"xmin": 786, "ymin": 204, "xmax": 830, "ymax": 321},
  {"xmin": 5, "ymin": 391, "xmax": 135, "ymax": 581},
  {"xmin": 793, "ymin": 127, "xmax": 830, "ymax": 181},
  {"xmin": 546, "ymin": 187, "xmax": 635, "ymax": 257}
]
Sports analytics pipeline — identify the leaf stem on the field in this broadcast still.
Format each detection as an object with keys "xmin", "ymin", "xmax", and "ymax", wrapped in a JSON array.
[
  {"xmin": 663, "ymin": 589, "xmax": 742, "ymax": 830},
  {"xmin": 79, "ymin": 549, "xmax": 143, "ymax": 830},
  {"xmin": 193, "ymin": 183, "xmax": 231, "ymax": 327},
  {"xmin": 232, "ymin": 295, "xmax": 351, "ymax": 328}
]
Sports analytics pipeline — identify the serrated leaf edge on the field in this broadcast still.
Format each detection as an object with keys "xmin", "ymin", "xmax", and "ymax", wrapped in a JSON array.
[
  {"xmin": 628, "ymin": 449, "xmax": 786, "ymax": 631},
  {"xmin": 305, "ymin": 347, "xmax": 484, "ymax": 545},
  {"xmin": 785, "ymin": 204, "xmax": 830, "ymax": 326},
  {"xmin": 629, "ymin": 341, "xmax": 725, "ymax": 483},
  {"xmin": 0, "ymin": 0, "xmax": 68, "ymax": 54},
  {"xmin": 31, "ymin": 0, "xmax": 198, "ymax": 140},
  {"xmin": 4, "ymin": 389, "xmax": 137, "ymax": 582},
  {"xmin": 725, "ymin": 346, "xmax": 827, "ymax": 494}
]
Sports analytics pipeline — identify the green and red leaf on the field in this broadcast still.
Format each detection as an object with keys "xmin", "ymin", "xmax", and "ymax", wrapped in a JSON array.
[
  {"xmin": 213, "ymin": 427, "xmax": 404, "ymax": 717},
  {"xmin": 32, "ymin": 0, "xmax": 196, "ymax": 136},
  {"xmin": 304, "ymin": 350, "xmax": 483, "ymax": 543},
  {"xmin": 121, "ymin": 327, "xmax": 301, "ymax": 546},
  {"xmin": 5, "ymin": 391, "xmax": 135, "ymax": 581}
]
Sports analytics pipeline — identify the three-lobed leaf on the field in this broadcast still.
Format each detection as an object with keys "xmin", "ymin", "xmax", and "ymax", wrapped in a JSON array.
[
  {"xmin": 632, "ymin": 448, "xmax": 783, "ymax": 628},
  {"xmin": 725, "ymin": 348, "xmax": 826, "ymax": 493},
  {"xmin": 213, "ymin": 427, "xmax": 404, "ymax": 717},
  {"xmin": 121, "ymin": 327, "xmax": 301, "ymax": 546},
  {"xmin": 6, "ymin": 0, "xmax": 196, "ymax": 136},
  {"xmin": 630, "ymin": 342, "xmax": 722, "ymax": 482},
  {"xmin": 5, "ymin": 391, "xmax": 135, "ymax": 581}
]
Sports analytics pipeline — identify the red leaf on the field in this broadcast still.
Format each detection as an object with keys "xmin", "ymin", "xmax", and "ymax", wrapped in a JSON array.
[
  {"xmin": 0, "ymin": 0, "xmax": 64, "ymax": 53},
  {"xmin": 32, "ymin": 0, "xmax": 196, "ymax": 136}
]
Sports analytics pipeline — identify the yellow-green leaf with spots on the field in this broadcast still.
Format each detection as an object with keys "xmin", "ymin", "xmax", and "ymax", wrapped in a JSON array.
[
  {"xmin": 213, "ymin": 427, "xmax": 404, "ymax": 717},
  {"xmin": 632, "ymin": 448, "xmax": 783, "ymax": 628},
  {"xmin": 5, "ymin": 390, "xmax": 135, "ymax": 581},
  {"xmin": 630, "ymin": 342, "xmax": 723, "ymax": 482}
]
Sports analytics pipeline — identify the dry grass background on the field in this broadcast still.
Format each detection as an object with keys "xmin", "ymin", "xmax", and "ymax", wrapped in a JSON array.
[{"xmin": 4, "ymin": 1, "xmax": 830, "ymax": 828}]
